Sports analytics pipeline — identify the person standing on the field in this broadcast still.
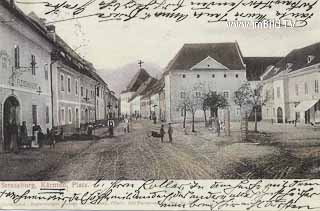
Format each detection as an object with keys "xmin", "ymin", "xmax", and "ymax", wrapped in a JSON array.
[
  {"xmin": 216, "ymin": 118, "xmax": 221, "ymax": 137},
  {"xmin": 160, "ymin": 125, "xmax": 165, "ymax": 143},
  {"xmin": 168, "ymin": 123, "xmax": 173, "ymax": 143},
  {"xmin": 20, "ymin": 121, "xmax": 28, "ymax": 148},
  {"xmin": 49, "ymin": 128, "xmax": 56, "ymax": 149},
  {"xmin": 125, "ymin": 118, "xmax": 129, "ymax": 133},
  {"xmin": 11, "ymin": 120, "xmax": 19, "ymax": 153}
]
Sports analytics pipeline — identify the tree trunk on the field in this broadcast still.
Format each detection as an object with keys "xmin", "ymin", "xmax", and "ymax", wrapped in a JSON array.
[
  {"xmin": 192, "ymin": 112, "xmax": 195, "ymax": 132},
  {"xmin": 203, "ymin": 109, "xmax": 207, "ymax": 127},
  {"xmin": 254, "ymin": 107, "xmax": 258, "ymax": 132},
  {"xmin": 183, "ymin": 107, "xmax": 186, "ymax": 129}
]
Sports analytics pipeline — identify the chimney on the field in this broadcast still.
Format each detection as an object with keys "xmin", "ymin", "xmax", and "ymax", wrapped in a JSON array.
[{"xmin": 46, "ymin": 25, "xmax": 56, "ymax": 42}]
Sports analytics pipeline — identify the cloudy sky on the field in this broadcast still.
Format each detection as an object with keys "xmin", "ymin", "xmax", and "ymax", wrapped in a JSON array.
[{"xmin": 18, "ymin": 0, "xmax": 320, "ymax": 71}]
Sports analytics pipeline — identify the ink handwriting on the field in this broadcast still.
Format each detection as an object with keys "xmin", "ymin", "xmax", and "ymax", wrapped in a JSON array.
[
  {"xmin": 16, "ymin": 0, "xmax": 319, "ymax": 26},
  {"xmin": 1, "ymin": 179, "xmax": 320, "ymax": 210}
]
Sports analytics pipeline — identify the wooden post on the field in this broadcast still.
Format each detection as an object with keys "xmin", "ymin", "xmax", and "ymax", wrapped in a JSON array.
[
  {"xmin": 225, "ymin": 109, "xmax": 231, "ymax": 136},
  {"xmin": 240, "ymin": 111, "xmax": 248, "ymax": 142}
]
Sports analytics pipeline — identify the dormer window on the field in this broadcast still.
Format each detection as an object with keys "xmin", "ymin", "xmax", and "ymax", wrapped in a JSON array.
[
  {"xmin": 286, "ymin": 63, "xmax": 293, "ymax": 70},
  {"xmin": 307, "ymin": 55, "xmax": 315, "ymax": 64}
]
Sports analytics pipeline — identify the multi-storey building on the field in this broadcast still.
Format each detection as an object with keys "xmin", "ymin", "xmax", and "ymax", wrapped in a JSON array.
[
  {"xmin": 164, "ymin": 42, "xmax": 248, "ymax": 123},
  {"xmin": 0, "ymin": 1, "xmax": 54, "ymax": 151},
  {"xmin": 120, "ymin": 68, "xmax": 150, "ymax": 117},
  {"xmin": 261, "ymin": 42, "xmax": 320, "ymax": 124}
]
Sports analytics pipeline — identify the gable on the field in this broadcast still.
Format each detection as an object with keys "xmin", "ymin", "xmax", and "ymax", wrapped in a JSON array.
[
  {"xmin": 164, "ymin": 42, "xmax": 246, "ymax": 74},
  {"xmin": 191, "ymin": 56, "xmax": 229, "ymax": 70}
]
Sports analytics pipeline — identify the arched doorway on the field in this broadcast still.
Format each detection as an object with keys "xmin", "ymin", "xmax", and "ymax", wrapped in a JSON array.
[
  {"xmin": 3, "ymin": 96, "xmax": 20, "ymax": 151},
  {"xmin": 277, "ymin": 107, "xmax": 283, "ymax": 123}
]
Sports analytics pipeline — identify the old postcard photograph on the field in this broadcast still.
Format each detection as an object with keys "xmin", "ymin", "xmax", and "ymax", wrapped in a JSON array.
[{"xmin": 1, "ymin": 0, "xmax": 320, "ymax": 210}]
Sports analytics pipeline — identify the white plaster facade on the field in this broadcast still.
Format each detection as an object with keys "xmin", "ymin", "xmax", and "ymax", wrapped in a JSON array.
[
  {"xmin": 165, "ymin": 70, "xmax": 246, "ymax": 123},
  {"xmin": 120, "ymin": 92, "xmax": 134, "ymax": 117},
  {"xmin": 262, "ymin": 64, "xmax": 320, "ymax": 124},
  {"xmin": 0, "ymin": 1, "xmax": 53, "ymax": 150}
]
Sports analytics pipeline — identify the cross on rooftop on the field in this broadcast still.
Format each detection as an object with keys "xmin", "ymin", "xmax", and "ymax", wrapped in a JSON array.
[{"xmin": 138, "ymin": 60, "xmax": 144, "ymax": 69}]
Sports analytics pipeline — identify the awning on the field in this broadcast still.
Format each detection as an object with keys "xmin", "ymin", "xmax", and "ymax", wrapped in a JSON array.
[{"xmin": 295, "ymin": 100, "xmax": 319, "ymax": 112}]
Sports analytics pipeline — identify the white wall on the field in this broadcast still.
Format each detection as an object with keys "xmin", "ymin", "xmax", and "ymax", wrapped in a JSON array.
[
  {"xmin": 166, "ymin": 69, "xmax": 246, "ymax": 122},
  {"xmin": 120, "ymin": 92, "xmax": 134, "ymax": 116}
]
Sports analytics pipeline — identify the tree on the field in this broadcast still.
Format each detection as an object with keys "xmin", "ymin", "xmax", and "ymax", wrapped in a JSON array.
[
  {"xmin": 234, "ymin": 82, "xmax": 269, "ymax": 132},
  {"xmin": 203, "ymin": 92, "xmax": 229, "ymax": 118},
  {"xmin": 248, "ymin": 83, "xmax": 268, "ymax": 132},
  {"xmin": 176, "ymin": 84, "xmax": 204, "ymax": 132},
  {"xmin": 233, "ymin": 82, "xmax": 252, "ymax": 116},
  {"xmin": 177, "ymin": 95, "xmax": 189, "ymax": 129}
]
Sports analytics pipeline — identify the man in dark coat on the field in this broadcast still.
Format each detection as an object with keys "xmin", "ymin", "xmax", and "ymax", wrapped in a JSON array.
[
  {"xmin": 168, "ymin": 123, "xmax": 173, "ymax": 143},
  {"xmin": 160, "ymin": 125, "xmax": 165, "ymax": 143}
]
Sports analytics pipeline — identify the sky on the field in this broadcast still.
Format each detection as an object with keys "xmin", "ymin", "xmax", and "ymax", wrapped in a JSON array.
[{"xmin": 17, "ymin": 0, "xmax": 320, "ymax": 71}]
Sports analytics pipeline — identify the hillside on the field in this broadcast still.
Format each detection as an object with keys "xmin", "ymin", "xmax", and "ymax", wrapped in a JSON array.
[{"xmin": 98, "ymin": 62, "xmax": 162, "ymax": 96}]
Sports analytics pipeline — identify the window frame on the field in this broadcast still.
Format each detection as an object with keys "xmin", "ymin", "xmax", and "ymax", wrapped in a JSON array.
[
  {"xmin": 31, "ymin": 54, "xmax": 36, "ymax": 75},
  {"xmin": 67, "ymin": 76, "xmax": 71, "ymax": 94},
  {"xmin": 68, "ymin": 107, "xmax": 72, "ymax": 124},
  {"xmin": 60, "ymin": 73, "xmax": 65, "ymax": 92}
]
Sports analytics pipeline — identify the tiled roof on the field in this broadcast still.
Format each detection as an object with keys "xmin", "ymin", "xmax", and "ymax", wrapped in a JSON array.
[
  {"xmin": 164, "ymin": 42, "xmax": 245, "ymax": 73},
  {"xmin": 244, "ymin": 57, "xmax": 283, "ymax": 81},
  {"xmin": 263, "ymin": 42, "xmax": 320, "ymax": 80}
]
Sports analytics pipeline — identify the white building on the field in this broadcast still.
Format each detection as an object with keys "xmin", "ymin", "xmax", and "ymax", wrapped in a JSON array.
[
  {"xmin": 261, "ymin": 42, "xmax": 320, "ymax": 124},
  {"xmin": 120, "ymin": 68, "xmax": 150, "ymax": 117},
  {"xmin": 128, "ymin": 77, "xmax": 157, "ymax": 117},
  {"xmin": 164, "ymin": 42, "xmax": 248, "ymax": 123},
  {"xmin": 0, "ymin": 1, "xmax": 53, "ymax": 151}
]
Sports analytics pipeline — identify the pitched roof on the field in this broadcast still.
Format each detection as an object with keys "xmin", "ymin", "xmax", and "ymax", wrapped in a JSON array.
[
  {"xmin": 263, "ymin": 42, "xmax": 320, "ymax": 80},
  {"xmin": 129, "ymin": 77, "xmax": 158, "ymax": 102},
  {"xmin": 0, "ymin": 1, "xmax": 53, "ymax": 44},
  {"xmin": 125, "ymin": 68, "xmax": 151, "ymax": 92},
  {"xmin": 244, "ymin": 57, "xmax": 283, "ymax": 81},
  {"xmin": 164, "ymin": 42, "xmax": 245, "ymax": 73},
  {"xmin": 142, "ymin": 77, "xmax": 165, "ymax": 100}
]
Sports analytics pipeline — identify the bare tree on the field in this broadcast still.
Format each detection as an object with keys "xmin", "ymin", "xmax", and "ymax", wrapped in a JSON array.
[
  {"xmin": 233, "ymin": 82, "xmax": 252, "ymax": 117},
  {"xmin": 176, "ymin": 84, "xmax": 204, "ymax": 132},
  {"xmin": 248, "ymin": 83, "xmax": 268, "ymax": 132},
  {"xmin": 177, "ymin": 95, "xmax": 189, "ymax": 129},
  {"xmin": 234, "ymin": 82, "xmax": 269, "ymax": 132}
]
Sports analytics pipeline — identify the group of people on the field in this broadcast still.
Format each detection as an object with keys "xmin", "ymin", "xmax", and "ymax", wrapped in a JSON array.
[
  {"xmin": 159, "ymin": 123, "xmax": 173, "ymax": 143},
  {"xmin": 4, "ymin": 120, "xmax": 60, "ymax": 153}
]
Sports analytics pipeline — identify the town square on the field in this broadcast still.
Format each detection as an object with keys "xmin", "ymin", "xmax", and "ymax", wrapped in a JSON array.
[{"xmin": 1, "ymin": 0, "xmax": 320, "ymax": 181}]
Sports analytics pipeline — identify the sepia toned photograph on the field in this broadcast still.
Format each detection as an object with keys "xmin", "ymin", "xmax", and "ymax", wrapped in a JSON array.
[
  {"xmin": 0, "ymin": 0, "xmax": 319, "ymax": 181},
  {"xmin": 1, "ymin": 0, "xmax": 320, "ymax": 210}
]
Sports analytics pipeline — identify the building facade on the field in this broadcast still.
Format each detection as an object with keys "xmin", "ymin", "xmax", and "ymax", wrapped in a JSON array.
[
  {"xmin": 261, "ymin": 42, "xmax": 320, "ymax": 124},
  {"xmin": 164, "ymin": 43, "xmax": 248, "ymax": 123},
  {"xmin": 0, "ymin": 1, "xmax": 55, "ymax": 151}
]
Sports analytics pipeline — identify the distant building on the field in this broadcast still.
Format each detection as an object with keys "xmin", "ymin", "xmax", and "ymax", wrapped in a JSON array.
[
  {"xmin": 141, "ymin": 78, "xmax": 165, "ymax": 121},
  {"xmin": 129, "ymin": 77, "xmax": 158, "ymax": 118},
  {"xmin": 261, "ymin": 42, "xmax": 320, "ymax": 124},
  {"xmin": 243, "ymin": 57, "xmax": 283, "ymax": 121},
  {"xmin": 120, "ymin": 68, "xmax": 150, "ymax": 117},
  {"xmin": 164, "ymin": 42, "xmax": 248, "ymax": 123}
]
